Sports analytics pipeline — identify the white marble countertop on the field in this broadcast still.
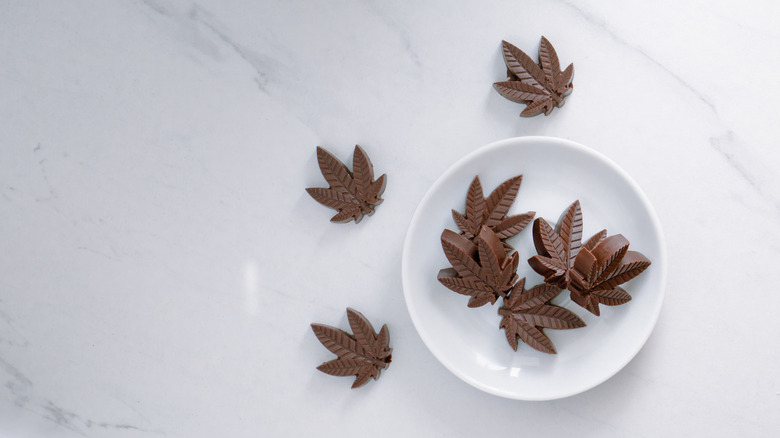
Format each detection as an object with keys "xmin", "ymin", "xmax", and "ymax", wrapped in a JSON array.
[{"xmin": 1, "ymin": 1, "xmax": 779, "ymax": 436}]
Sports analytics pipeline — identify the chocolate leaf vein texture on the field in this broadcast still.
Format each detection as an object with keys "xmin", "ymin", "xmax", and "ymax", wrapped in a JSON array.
[
  {"xmin": 528, "ymin": 200, "xmax": 582, "ymax": 288},
  {"xmin": 450, "ymin": 175, "xmax": 534, "ymax": 248},
  {"xmin": 438, "ymin": 227, "xmax": 520, "ymax": 308},
  {"xmin": 311, "ymin": 308, "xmax": 392, "ymax": 388},
  {"xmin": 493, "ymin": 37, "xmax": 574, "ymax": 117},
  {"xmin": 306, "ymin": 145, "xmax": 387, "ymax": 223},
  {"xmin": 528, "ymin": 201, "xmax": 652, "ymax": 316},
  {"xmin": 498, "ymin": 278, "xmax": 585, "ymax": 354},
  {"xmin": 568, "ymin": 235, "xmax": 651, "ymax": 316}
]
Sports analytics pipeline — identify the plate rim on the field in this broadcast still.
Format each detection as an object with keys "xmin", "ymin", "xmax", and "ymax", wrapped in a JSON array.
[{"xmin": 401, "ymin": 135, "xmax": 667, "ymax": 400}]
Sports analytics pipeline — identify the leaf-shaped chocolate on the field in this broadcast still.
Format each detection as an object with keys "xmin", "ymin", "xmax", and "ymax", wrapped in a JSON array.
[
  {"xmin": 528, "ymin": 200, "xmax": 582, "ymax": 288},
  {"xmin": 498, "ymin": 279, "xmax": 585, "ymax": 354},
  {"xmin": 494, "ymin": 37, "xmax": 574, "ymax": 117},
  {"xmin": 438, "ymin": 227, "xmax": 520, "ymax": 307},
  {"xmin": 450, "ymin": 175, "xmax": 534, "ymax": 246},
  {"xmin": 306, "ymin": 145, "xmax": 387, "ymax": 223},
  {"xmin": 568, "ymin": 234, "xmax": 651, "ymax": 316},
  {"xmin": 529, "ymin": 202, "xmax": 652, "ymax": 316},
  {"xmin": 311, "ymin": 308, "xmax": 392, "ymax": 388}
]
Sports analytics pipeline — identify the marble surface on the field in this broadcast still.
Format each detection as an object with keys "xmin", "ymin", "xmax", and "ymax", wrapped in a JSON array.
[{"xmin": 1, "ymin": 0, "xmax": 778, "ymax": 436}]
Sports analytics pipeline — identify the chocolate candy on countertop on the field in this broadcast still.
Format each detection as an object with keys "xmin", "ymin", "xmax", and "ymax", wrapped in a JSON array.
[
  {"xmin": 306, "ymin": 145, "xmax": 386, "ymax": 223},
  {"xmin": 311, "ymin": 308, "xmax": 392, "ymax": 389},
  {"xmin": 493, "ymin": 37, "xmax": 574, "ymax": 117}
]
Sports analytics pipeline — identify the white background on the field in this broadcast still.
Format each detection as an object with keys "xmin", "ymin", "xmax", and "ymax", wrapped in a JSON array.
[{"xmin": 1, "ymin": 1, "xmax": 778, "ymax": 436}]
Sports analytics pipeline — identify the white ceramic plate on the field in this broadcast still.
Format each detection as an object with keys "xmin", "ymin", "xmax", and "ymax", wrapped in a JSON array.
[{"xmin": 402, "ymin": 136, "xmax": 666, "ymax": 400}]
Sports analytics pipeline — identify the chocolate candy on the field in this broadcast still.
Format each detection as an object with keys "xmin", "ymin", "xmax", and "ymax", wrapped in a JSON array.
[
  {"xmin": 306, "ymin": 145, "xmax": 386, "ymax": 223},
  {"xmin": 498, "ymin": 278, "xmax": 585, "ymax": 354},
  {"xmin": 568, "ymin": 234, "xmax": 651, "ymax": 316},
  {"xmin": 528, "ymin": 201, "xmax": 651, "ymax": 316},
  {"xmin": 438, "ymin": 226, "xmax": 520, "ymax": 307},
  {"xmin": 450, "ymin": 175, "xmax": 534, "ymax": 246},
  {"xmin": 527, "ymin": 200, "xmax": 583, "ymax": 289},
  {"xmin": 311, "ymin": 308, "xmax": 392, "ymax": 388},
  {"xmin": 493, "ymin": 37, "xmax": 574, "ymax": 117}
]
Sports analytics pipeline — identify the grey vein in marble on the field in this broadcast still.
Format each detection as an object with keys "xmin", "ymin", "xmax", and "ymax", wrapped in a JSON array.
[
  {"xmin": 558, "ymin": 0, "xmax": 717, "ymax": 112},
  {"xmin": 138, "ymin": 0, "xmax": 274, "ymax": 93},
  {"xmin": 558, "ymin": 0, "xmax": 780, "ymax": 215},
  {"xmin": 709, "ymin": 131, "xmax": 780, "ymax": 215},
  {"xmin": 34, "ymin": 144, "xmax": 57, "ymax": 202},
  {"xmin": 0, "ymin": 309, "xmax": 29, "ymax": 349},
  {"xmin": 2, "ymin": 356, "xmax": 161, "ymax": 436}
]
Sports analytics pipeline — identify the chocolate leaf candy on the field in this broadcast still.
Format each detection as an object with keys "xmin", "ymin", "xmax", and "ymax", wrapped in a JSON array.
[
  {"xmin": 528, "ymin": 201, "xmax": 652, "ymax": 316},
  {"xmin": 568, "ymin": 234, "xmax": 651, "ymax": 316},
  {"xmin": 311, "ymin": 308, "xmax": 392, "ymax": 389},
  {"xmin": 450, "ymin": 175, "xmax": 535, "ymax": 245},
  {"xmin": 306, "ymin": 145, "xmax": 387, "ymax": 223},
  {"xmin": 498, "ymin": 278, "xmax": 585, "ymax": 354},
  {"xmin": 493, "ymin": 37, "xmax": 574, "ymax": 117},
  {"xmin": 527, "ymin": 200, "xmax": 583, "ymax": 288},
  {"xmin": 438, "ymin": 226, "xmax": 520, "ymax": 307}
]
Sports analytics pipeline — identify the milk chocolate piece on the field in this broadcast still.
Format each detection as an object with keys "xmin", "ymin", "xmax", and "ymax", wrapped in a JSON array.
[
  {"xmin": 311, "ymin": 308, "xmax": 392, "ymax": 389},
  {"xmin": 450, "ymin": 175, "xmax": 535, "ymax": 246},
  {"xmin": 568, "ymin": 234, "xmax": 651, "ymax": 316},
  {"xmin": 527, "ymin": 200, "xmax": 583, "ymax": 288},
  {"xmin": 306, "ymin": 145, "xmax": 387, "ymax": 223},
  {"xmin": 438, "ymin": 226, "xmax": 520, "ymax": 307},
  {"xmin": 493, "ymin": 37, "xmax": 574, "ymax": 117},
  {"xmin": 528, "ymin": 201, "xmax": 652, "ymax": 315},
  {"xmin": 498, "ymin": 278, "xmax": 585, "ymax": 354}
]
